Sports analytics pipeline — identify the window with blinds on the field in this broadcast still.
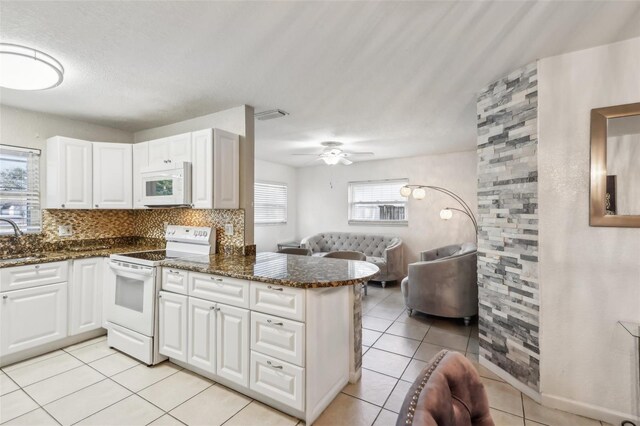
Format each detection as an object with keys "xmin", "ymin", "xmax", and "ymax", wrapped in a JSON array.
[
  {"xmin": 348, "ymin": 179, "xmax": 409, "ymax": 225},
  {"xmin": 255, "ymin": 182, "xmax": 287, "ymax": 225},
  {"xmin": 0, "ymin": 145, "xmax": 42, "ymax": 235}
]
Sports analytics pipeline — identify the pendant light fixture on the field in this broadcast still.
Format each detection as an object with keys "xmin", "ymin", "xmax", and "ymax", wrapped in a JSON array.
[{"xmin": 0, "ymin": 43, "xmax": 64, "ymax": 90}]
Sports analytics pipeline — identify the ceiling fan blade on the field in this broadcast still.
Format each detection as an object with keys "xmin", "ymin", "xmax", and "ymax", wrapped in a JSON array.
[
  {"xmin": 339, "ymin": 158, "xmax": 353, "ymax": 165},
  {"xmin": 344, "ymin": 152, "xmax": 374, "ymax": 156}
]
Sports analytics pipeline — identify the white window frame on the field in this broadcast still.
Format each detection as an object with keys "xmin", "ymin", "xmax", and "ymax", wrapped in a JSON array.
[
  {"xmin": 254, "ymin": 181, "xmax": 288, "ymax": 226},
  {"xmin": 348, "ymin": 178, "xmax": 409, "ymax": 226},
  {"xmin": 0, "ymin": 144, "xmax": 42, "ymax": 235}
]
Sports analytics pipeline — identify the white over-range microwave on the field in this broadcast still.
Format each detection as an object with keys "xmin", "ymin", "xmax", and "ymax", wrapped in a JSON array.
[{"xmin": 141, "ymin": 162, "xmax": 192, "ymax": 207}]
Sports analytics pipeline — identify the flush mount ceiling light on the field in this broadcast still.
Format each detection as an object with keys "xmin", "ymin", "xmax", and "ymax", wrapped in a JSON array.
[{"xmin": 0, "ymin": 43, "xmax": 64, "ymax": 90}]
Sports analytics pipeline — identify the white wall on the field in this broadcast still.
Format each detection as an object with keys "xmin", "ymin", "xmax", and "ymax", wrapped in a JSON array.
[
  {"xmin": 134, "ymin": 105, "xmax": 256, "ymax": 244},
  {"xmin": 254, "ymin": 159, "xmax": 298, "ymax": 252},
  {"xmin": 296, "ymin": 151, "xmax": 477, "ymax": 268},
  {"xmin": 538, "ymin": 37, "xmax": 640, "ymax": 423},
  {"xmin": 0, "ymin": 105, "xmax": 134, "ymax": 200}
]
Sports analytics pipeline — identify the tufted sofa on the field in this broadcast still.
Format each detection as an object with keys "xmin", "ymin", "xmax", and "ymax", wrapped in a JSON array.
[{"xmin": 300, "ymin": 232, "xmax": 403, "ymax": 285}]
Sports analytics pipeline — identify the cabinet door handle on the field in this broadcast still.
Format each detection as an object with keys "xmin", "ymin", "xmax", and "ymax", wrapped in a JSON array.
[
  {"xmin": 267, "ymin": 319, "xmax": 283, "ymax": 326},
  {"xmin": 158, "ymin": 294, "xmax": 162, "ymax": 299},
  {"xmin": 2, "ymin": 295, "xmax": 8, "ymax": 300},
  {"xmin": 209, "ymin": 305, "xmax": 216, "ymax": 310},
  {"xmin": 61, "ymin": 204, "xmax": 65, "ymax": 208},
  {"xmin": 34, "ymin": 265, "xmax": 40, "ymax": 270},
  {"xmin": 167, "ymin": 159, "xmax": 172, "ymax": 163},
  {"xmin": 267, "ymin": 285, "xmax": 283, "ymax": 291},
  {"xmin": 266, "ymin": 360, "xmax": 283, "ymax": 369},
  {"xmin": 95, "ymin": 204, "xmax": 99, "ymax": 208}
]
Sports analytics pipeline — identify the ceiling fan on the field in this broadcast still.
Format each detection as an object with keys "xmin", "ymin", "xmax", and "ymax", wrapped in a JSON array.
[{"xmin": 293, "ymin": 142, "xmax": 374, "ymax": 165}]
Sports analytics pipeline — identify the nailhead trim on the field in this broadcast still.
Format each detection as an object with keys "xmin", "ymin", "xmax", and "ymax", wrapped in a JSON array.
[{"xmin": 403, "ymin": 350, "xmax": 449, "ymax": 425}]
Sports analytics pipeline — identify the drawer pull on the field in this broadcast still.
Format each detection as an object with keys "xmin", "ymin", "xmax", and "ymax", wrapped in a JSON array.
[
  {"xmin": 168, "ymin": 270, "xmax": 182, "ymax": 275},
  {"xmin": 2, "ymin": 295, "xmax": 7, "ymax": 300},
  {"xmin": 267, "ymin": 319, "xmax": 283, "ymax": 326},
  {"xmin": 210, "ymin": 277, "xmax": 223, "ymax": 282},
  {"xmin": 266, "ymin": 360, "xmax": 283, "ymax": 369},
  {"xmin": 267, "ymin": 285, "xmax": 283, "ymax": 291},
  {"xmin": 34, "ymin": 265, "xmax": 40, "ymax": 269}
]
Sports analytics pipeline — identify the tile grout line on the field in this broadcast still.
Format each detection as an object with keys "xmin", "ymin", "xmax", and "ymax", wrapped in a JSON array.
[{"xmin": 217, "ymin": 399, "xmax": 256, "ymax": 426}]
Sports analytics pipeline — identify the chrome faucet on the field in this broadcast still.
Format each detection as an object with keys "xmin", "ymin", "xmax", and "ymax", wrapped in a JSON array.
[{"xmin": 0, "ymin": 218, "xmax": 24, "ymax": 237}]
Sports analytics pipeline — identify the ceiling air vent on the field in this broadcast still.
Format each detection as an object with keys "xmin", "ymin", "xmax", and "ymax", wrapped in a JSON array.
[{"xmin": 254, "ymin": 109, "xmax": 289, "ymax": 121}]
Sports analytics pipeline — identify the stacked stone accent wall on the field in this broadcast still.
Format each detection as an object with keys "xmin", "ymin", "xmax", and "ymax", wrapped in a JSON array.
[{"xmin": 476, "ymin": 62, "xmax": 540, "ymax": 391}]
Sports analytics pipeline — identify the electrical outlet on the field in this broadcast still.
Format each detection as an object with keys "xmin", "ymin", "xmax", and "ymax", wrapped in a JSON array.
[
  {"xmin": 224, "ymin": 224, "xmax": 234, "ymax": 235},
  {"xmin": 58, "ymin": 225, "xmax": 73, "ymax": 237}
]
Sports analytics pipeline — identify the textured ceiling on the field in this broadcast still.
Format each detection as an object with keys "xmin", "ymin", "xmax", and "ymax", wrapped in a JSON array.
[{"xmin": 1, "ymin": 1, "xmax": 639, "ymax": 166}]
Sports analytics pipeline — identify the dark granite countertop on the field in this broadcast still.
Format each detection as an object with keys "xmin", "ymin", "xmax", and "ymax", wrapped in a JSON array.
[
  {"xmin": 161, "ymin": 252, "xmax": 380, "ymax": 289},
  {"xmin": 0, "ymin": 244, "xmax": 163, "ymax": 268}
]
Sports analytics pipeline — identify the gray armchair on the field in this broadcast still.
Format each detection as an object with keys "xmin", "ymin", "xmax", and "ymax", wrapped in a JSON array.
[{"xmin": 401, "ymin": 243, "xmax": 478, "ymax": 326}]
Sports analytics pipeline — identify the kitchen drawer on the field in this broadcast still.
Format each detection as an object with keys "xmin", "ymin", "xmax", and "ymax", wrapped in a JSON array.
[
  {"xmin": 189, "ymin": 272, "xmax": 249, "ymax": 308},
  {"xmin": 107, "ymin": 322, "xmax": 154, "ymax": 365},
  {"xmin": 162, "ymin": 267, "xmax": 188, "ymax": 294},
  {"xmin": 251, "ymin": 312, "xmax": 305, "ymax": 367},
  {"xmin": 1, "ymin": 261, "xmax": 69, "ymax": 292},
  {"xmin": 250, "ymin": 351, "xmax": 305, "ymax": 411},
  {"xmin": 250, "ymin": 282, "xmax": 305, "ymax": 322}
]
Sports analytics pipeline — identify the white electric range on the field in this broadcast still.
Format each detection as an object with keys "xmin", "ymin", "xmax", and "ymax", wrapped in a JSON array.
[{"xmin": 104, "ymin": 225, "xmax": 215, "ymax": 365}]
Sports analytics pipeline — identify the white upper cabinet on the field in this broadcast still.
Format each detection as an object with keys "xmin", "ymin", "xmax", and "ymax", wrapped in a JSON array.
[
  {"xmin": 190, "ymin": 129, "xmax": 239, "ymax": 209},
  {"xmin": 46, "ymin": 136, "xmax": 93, "ymax": 209},
  {"xmin": 92, "ymin": 142, "xmax": 132, "ymax": 209},
  {"xmin": 213, "ymin": 129, "xmax": 240, "ymax": 209},
  {"xmin": 191, "ymin": 129, "xmax": 213, "ymax": 209},
  {"xmin": 132, "ymin": 142, "xmax": 149, "ymax": 209},
  {"xmin": 148, "ymin": 133, "xmax": 192, "ymax": 168}
]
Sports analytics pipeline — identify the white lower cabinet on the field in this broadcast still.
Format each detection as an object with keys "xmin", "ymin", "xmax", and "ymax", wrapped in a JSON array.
[
  {"xmin": 69, "ymin": 258, "xmax": 103, "ymax": 335},
  {"xmin": 160, "ymin": 269, "xmax": 350, "ymax": 424},
  {"xmin": 158, "ymin": 291, "xmax": 188, "ymax": 362},
  {"xmin": 187, "ymin": 297, "xmax": 217, "ymax": 373},
  {"xmin": 1, "ymin": 282, "xmax": 68, "ymax": 356},
  {"xmin": 216, "ymin": 303, "xmax": 249, "ymax": 387}
]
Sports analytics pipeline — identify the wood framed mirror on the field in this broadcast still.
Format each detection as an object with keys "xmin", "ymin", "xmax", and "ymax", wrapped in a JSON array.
[{"xmin": 590, "ymin": 102, "xmax": 640, "ymax": 227}]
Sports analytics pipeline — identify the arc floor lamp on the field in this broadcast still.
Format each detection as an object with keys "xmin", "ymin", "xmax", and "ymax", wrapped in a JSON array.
[{"xmin": 400, "ymin": 184, "xmax": 478, "ymax": 239}]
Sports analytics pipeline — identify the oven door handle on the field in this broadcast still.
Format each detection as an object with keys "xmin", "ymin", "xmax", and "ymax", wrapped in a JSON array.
[{"xmin": 109, "ymin": 262, "xmax": 154, "ymax": 277}]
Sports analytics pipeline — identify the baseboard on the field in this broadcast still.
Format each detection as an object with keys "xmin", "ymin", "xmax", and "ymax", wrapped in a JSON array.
[
  {"xmin": 479, "ymin": 356, "xmax": 542, "ymax": 403},
  {"xmin": 0, "ymin": 329, "xmax": 106, "ymax": 367},
  {"xmin": 479, "ymin": 356, "xmax": 640, "ymax": 425},
  {"xmin": 541, "ymin": 392, "xmax": 640, "ymax": 425},
  {"xmin": 349, "ymin": 368, "xmax": 361, "ymax": 384}
]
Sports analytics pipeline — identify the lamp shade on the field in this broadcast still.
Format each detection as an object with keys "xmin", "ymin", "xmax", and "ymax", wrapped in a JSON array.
[
  {"xmin": 412, "ymin": 188, "xmax": 426, "ymax": 200},
  {"xmin": 399, "ymin": 186, "xmax": 412, "ymax": 197},
  {"xmin": 440, "ymin": 209, "xmax": 453, "ymax": 220},
  {"xmin": 0, "ymin": 44, "xmax": 64, "ymax": 90}
]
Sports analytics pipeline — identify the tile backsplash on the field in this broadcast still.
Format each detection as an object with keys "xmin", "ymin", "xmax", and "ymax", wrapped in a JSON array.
[{"xmin": 0, "ymin": 208, "xmax": 247, "ymax": 254}]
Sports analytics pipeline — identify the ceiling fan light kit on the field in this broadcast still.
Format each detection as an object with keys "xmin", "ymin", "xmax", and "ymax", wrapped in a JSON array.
[{"xmin": 0, "ymin": 43, "xmax": 64, "ymax": 90}]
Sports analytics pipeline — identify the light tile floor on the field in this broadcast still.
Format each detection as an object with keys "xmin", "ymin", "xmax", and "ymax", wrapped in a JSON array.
[{"xmin": 0, "ymin": 285, "xmax": 608, "ymax": 426}]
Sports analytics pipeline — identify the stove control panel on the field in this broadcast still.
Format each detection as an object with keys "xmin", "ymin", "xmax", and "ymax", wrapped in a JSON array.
[{"xmin": 165, "ymin": 225, "xmax": 215, "ymax": 245}]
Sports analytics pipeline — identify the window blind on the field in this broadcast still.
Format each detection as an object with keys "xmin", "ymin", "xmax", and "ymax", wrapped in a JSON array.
[
  {"xmin": 348, "ymin": 179, "xmax": 408, "ymax": 224},
  {"xmin": 0, "ymin": 145, "xmax": 42, "ymax": 235},
  {"xmin": 255, "ymin": 182, "xmax": 287, "ymax": 225}
]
